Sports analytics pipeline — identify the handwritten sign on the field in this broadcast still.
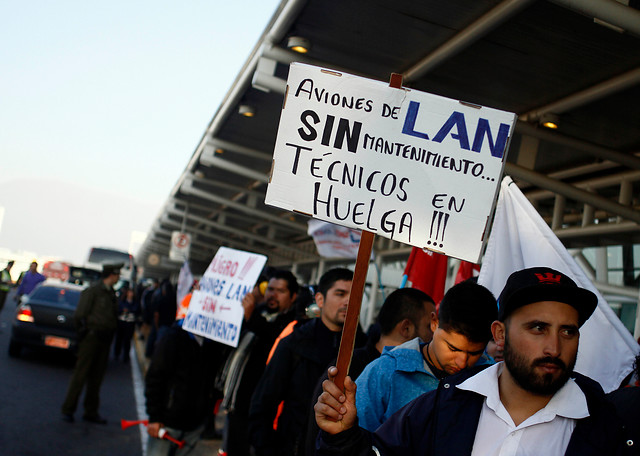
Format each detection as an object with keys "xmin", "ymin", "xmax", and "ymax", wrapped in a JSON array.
[
  {"xmin": 182, "ymin": 247, "xmax": 267, "ymax": 347},
  {"xmin": 266, "ymin": 64, "xmax": 517, "ymax": 262}
]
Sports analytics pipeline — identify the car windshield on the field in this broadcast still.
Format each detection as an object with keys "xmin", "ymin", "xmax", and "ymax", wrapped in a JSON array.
[{"xmin": 30, "ymin": 287, "xmax": 82, "ymax": 307}]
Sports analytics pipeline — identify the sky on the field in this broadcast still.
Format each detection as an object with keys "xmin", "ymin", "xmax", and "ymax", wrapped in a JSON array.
[{"xmin": 0, "ymin": 0, "xmax": 281, "ymax": 265}]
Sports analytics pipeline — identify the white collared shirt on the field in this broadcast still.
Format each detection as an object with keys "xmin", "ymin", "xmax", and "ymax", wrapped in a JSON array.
[{"xmin": 457, "ymin": 363, "xmax": 589, "ymax": 456}]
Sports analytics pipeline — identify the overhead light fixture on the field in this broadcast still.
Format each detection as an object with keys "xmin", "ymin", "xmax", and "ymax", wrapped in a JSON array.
[
  {"xmin": 287, "ymin": 36, "xmax": 310, "ymax": 54},
  {"xmin": 215, "ymin": 148, "xmax": 224, "ymax": 154},
  {"xmin": 540, "ymin": 113, "xmax": 559, "ymax": 130},
  {"xmin": 238, "ymin": 104, "xmax": 255, "ymax": 117}
]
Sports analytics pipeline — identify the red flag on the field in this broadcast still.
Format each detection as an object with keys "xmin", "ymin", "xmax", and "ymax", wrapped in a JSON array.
[
  {"xmin": 454, "ymin": 261, "xmax": 480, "ymax": 284},
  {"xmin": 401, "ymin": 247, "xmax": 447, "ymax": 304}
]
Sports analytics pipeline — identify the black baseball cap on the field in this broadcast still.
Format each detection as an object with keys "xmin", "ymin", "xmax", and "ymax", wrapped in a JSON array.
[{"xmin": 497, "ymin": 267, "xmax": 597, "ymax": 327}]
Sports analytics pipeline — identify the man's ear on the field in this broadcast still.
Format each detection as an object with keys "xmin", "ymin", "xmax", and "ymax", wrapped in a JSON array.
[
  {"xmin": 398, "ymin": 318, "xmax": 413, "ymax": 338},
  {"xmin": 430, "ymin": 311, "xmax": 439, "ymax": 333},
  {"xmin": 492, "ymin": 321, "xmax": 505, "ymax": 346},
  {"xmin": 314, "ymin": 292, "xmax": 324, "ymax": 309}
]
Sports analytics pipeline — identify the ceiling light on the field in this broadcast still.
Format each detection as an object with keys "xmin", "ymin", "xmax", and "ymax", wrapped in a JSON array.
[
  {"xmin": 540, "ymin": 113, "xmax": 559, "ymax": 130},
  {"xmin": 215, "ymin": 148, "xmax": 224, "ymax": 154},
  {"xmin": 238, "ymin": 104, "xmax": 255, "ymax": 117},
  {"xmin": 287, "ymin": 36, "xmax": 310, "ymax": 54}
]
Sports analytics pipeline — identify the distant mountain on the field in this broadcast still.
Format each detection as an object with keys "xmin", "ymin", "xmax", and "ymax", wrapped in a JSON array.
[{"xmin": 0, "ymin": 177, "xmax": 160, "ymax": 265}]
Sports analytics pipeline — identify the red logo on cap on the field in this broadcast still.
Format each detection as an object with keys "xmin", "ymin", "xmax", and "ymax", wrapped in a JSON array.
[{"xmin": 535, "ymin": 273, "xmax": 562, "ymax": 284}]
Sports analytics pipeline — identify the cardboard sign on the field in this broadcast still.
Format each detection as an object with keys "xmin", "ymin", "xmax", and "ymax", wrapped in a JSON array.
[
  {"xmin": 266, "ymin": 64, "xmax": 517, "ymax": 262},
  {"xmin": 182, "ymin": 247, "xmax": 267, "ymax": 347}
]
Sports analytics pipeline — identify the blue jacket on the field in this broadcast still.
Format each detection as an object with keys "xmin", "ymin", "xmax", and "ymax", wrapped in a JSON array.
[
  {"xmin": 17, "ymin": 271, "xmax": 45, "ymax": 296},
  {"xmin": 355, "ymin": 337, "xmax": 438, "ymax": 431},
  {"xmin": 319, "ymin": 365, "xmax": 626, "ymax": 456}
]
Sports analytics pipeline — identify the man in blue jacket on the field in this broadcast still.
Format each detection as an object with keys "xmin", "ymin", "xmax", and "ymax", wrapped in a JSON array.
[
  {"xmin": 355, "ymin": 281, "xmax": 496, "ymax": 431},
  {"xmin": 315, "ymin": 267, "xmax": 627, "ymax": 455},
  {"xmin": 16, "ymin": 261, "xmax": 45, "ymax": 300}
]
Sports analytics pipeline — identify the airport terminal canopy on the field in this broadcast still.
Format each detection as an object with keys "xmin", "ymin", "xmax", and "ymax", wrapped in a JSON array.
[{"xmin": 137, "ymin": 0, "xmax": 640, "ymax": 278}]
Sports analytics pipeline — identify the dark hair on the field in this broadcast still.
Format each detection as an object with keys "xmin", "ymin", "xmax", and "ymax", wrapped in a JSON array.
[
  {"xmin": 438, "ymin": 281, "xmax": 497, "ymax": 344},
  {"xmin": 160, "ymin": 278, "xmax": 173, "ymax": 293},
  {"xmin": 316, "ymin": 268, "xmax": 354, "ymax": 297},
  {"xmin": 100, "ymin": 269, "xmax": 113, "ymax": 279},
  {"xmin": 377, "ymin": 288, "xmax": 435, "ymax": 335},
  {"xmin": 293, "ymin": 285, "xmax": 315, "ymax": 319},
  {"xmin": 269, "ymin": 269, "xmax": 300, "ymax": 296}
]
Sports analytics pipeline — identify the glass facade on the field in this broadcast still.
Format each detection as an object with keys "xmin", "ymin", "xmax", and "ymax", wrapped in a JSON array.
[{"xmin": 583, "ymin": 244, "xmax": 640, "ymax": 334}]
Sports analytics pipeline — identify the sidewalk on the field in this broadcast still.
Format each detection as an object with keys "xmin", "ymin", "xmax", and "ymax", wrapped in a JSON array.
[{"xmin": 133, "ymin": 330, "xmax": 222, "ymax": 455}]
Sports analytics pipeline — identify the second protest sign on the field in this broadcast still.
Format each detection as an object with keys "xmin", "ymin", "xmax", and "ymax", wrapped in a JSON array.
[{"xmin": 183, "ymin": 246, "xmax": 267, "ymax": 347}]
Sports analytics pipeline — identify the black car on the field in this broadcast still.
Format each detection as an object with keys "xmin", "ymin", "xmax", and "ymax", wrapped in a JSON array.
[{"xmin": 8, "ymin": 281, "xmax": 85, "ymax": 357}]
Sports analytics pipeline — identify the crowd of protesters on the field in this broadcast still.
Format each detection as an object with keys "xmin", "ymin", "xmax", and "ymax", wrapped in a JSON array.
[
  {"xmin": 139, "ymin": 265, "xmax": 640, "ymax": 456},
  {"xmin": 2, "ymin": 259, "xmax": 639, "ymax": 456}
]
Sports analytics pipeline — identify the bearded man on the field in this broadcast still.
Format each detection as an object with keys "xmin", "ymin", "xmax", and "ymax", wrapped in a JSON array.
[{"xmin": 314, "ymin": 267, "xmax": 628, "ymax": 456}]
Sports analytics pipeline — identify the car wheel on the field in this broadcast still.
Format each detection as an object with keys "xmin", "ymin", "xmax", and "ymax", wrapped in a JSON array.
[{"xmin": 8, "ymin": 340, "xmax": 22, "ymax": 357}]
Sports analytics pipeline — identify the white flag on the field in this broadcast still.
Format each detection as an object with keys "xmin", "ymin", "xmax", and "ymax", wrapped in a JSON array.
[
  {"xmin": 176, "ymin": 261, "xmax": 194, "ymax": 307},
  {"xmin": 479, "ymin": 176, "xmax": 638, "ymax": 392}
]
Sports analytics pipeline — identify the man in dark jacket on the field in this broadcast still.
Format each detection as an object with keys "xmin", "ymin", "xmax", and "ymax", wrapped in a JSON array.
[
  {"xmin": 315, "ymin": 267, "xmax": 627, "ymax": 456},
  {"xmin": 304, "ymin": 287, "xmax": 436, "ymax": 456},
  {"xmin": 150, "ymin": 279, "xmax": 177, "ymax": 350},
  {"xmin": 61, "ymin": 263, "xmax": 122, "ymax": 424},
  {"xmin": 223, "ymin": 270, "xmax": 299, "ymax": 456},
  {"xmin": 145, "ymin": 321, "xmax": 224, "ymax": 456},
  {"xmin": 248, "ymin": 268, "xmax": 366, "ymax": 456}
]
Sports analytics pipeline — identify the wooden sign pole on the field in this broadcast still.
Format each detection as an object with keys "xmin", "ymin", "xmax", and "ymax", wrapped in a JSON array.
[
  {"xmin": 333, "ymin": 73, "xmax": 404, "ymax": 391},
  {"xmin": 333, "ymin": 229, "xmax": 374, "ymax": 391}
]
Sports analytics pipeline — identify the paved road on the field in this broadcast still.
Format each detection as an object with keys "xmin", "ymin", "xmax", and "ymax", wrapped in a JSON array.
[{"xmin": 0, "ymin": 289, "xmax": 221, "ymax": 455}]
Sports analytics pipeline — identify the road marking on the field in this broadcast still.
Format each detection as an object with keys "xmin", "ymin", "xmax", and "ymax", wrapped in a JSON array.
[{"xmin": 130, "ymin": 345, "xmax": 148, "ymax": 455}]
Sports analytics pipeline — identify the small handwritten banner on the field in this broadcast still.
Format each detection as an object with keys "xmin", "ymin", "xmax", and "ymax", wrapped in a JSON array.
[
  {"xmin": 266, "ymin": 64, "xmax": 517, "ymax": 262},
  {"xmin": 183, "ymin": 246, "xmax": 267, "ymax": 347}
]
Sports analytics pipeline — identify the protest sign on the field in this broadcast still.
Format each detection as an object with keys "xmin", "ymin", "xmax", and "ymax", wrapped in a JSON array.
[
  {"xmin": 182, "ymin": 247, "xmax": 267, "ymax": 347},
  {"xmin": 266, "ymin": 63, "xmax": 517, "ymax": 263}
]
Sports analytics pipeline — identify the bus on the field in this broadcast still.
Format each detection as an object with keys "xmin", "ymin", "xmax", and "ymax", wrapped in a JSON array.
[
  {"xmin": 42, "ymin": 261, "xmax": 71, "ymax": 281},
  {"xmin": 86, "ymin": 247, "xmax": 136, "ymax": 289}
]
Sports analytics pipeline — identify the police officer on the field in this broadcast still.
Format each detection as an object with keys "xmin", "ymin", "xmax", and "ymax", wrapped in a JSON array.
[{"xmin": 61, "ymin": 263, "xmax": 123, "ymax": 424}]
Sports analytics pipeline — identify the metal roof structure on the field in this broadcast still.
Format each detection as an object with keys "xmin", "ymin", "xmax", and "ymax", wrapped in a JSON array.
[{"xmin": 137, "ymin": 0, "xmax": 640, "ymax": 280}]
